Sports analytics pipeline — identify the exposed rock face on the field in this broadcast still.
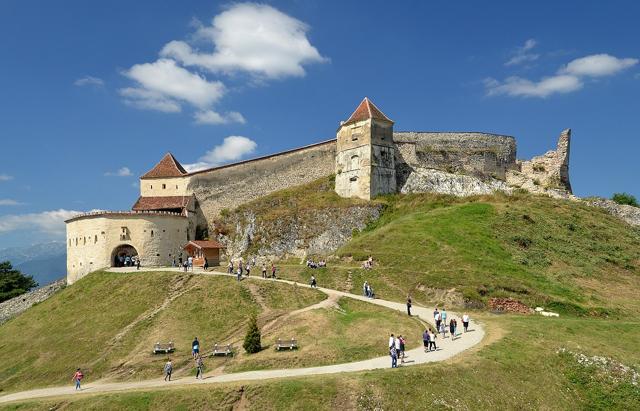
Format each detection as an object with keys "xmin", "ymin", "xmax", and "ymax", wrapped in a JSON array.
[
  {"xmin": 507, "ymin": 129, "xmax": 572, "ymax": 195},
  {"xmin": 488, "ymin": 297, "xmax": 533, "ymax": 314},
  {"xmin": 401, "ymin": 168, "xmax": 512, "ymax": 196},
  {"xmin": 586, "ymin": 198, "xmax": 640, "ymax": 227},
  {"xmin": 0, "ymin": 279, "xmax": 66, "ymax": 324},
  {"xmin": 218, "ymin": 205, "xmax": 383, "ymax": 260}
]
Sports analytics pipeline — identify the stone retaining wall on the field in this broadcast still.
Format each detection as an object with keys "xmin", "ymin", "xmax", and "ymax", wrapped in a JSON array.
[{"xmin": 0, "ymin": 279, "xmax": 66, "ymax": 324}]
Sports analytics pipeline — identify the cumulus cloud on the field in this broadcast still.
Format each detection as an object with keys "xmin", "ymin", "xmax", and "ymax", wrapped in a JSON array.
[
  {"xmin": 0, "ymin": 199, "xmax": 22, "ymax": 206},
  {"xmin": 0, "ymin": 209, "xmax": 82, "ymax": 235},
  {"xmin": 74, "ymin": 76, "xmax": 105, "ymax": 87},
  {"xmin": 485, "ymin": 75, "xmax": 583, "ymax": 98},
  {"xmin": 104, "ymin": 167, "xmax": 133, "ymax": 177},
  {"xmin": 487, "ymin": 52, "xmax": 637, "ymax": 98},
  {"xmin": 120, "ymin": 59, "xmax": 225, "ymax": 110},
  {"xmin": 0, "ymin": 174, "xmax": 13, "ymax": 181},
  {"xmin": 505, "ymin": 39, "xmax": 540, "ymax": 66},
  {"xmin": 184, "ymin": 136, "xmax": 257, "ymax": 172},
  {"xmin": 161, "ymin": 3, "xmax": 327, "ymax": 78},
  {"xmin": 561, "ymin": 54, "xmax": 638, "ymax": 77},
  {"xmin": 193, "ymin": 110, "xmax": 246, "ymax": 125}
]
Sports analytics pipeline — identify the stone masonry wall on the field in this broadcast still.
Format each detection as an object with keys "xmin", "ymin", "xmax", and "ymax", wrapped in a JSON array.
[
  {"xmin": 188, "ymin": 140, "xmax": 337, "ymax": 234},
  {"xmin": 0, "ymin": 279, "xmax": 66, "ymax": 324},
  {"xmin": 393, "ymin": 132, "xmax": 518, "ymax": 182}
]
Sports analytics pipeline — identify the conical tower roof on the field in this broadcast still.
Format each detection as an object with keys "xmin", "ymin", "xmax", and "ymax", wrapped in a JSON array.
[
  {"xmin": 343, "ymin": 97, "xmax": 393, "ymax": 126},
  {"xmin": 141, "ymin": 153, "xmax": 187, "ymax": 179}
]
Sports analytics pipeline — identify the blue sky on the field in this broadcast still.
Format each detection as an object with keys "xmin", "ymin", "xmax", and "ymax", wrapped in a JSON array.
[{"xmin": 0, "ymin": 0, "xmax": 639, "ymax": 248}]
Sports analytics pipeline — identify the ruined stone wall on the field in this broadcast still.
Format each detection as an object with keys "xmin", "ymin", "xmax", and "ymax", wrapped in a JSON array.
[
  {"xmin": 66, "ymin": 212, "xmax": 189, "ymax": 284},
  {"xmin": 187, "ymin": 140, "xmax": 337, "ymax": 233},
  {"xmin": 0, "ymin": 279, "xmax": 66, "ymax": 324},
  {"xmin": 393, "ymin": 132, "xmax": 518, "ymax": 181}
]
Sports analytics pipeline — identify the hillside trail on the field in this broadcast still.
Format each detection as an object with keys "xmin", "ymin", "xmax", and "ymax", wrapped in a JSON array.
[{"xmin": 0, "ymin": 268, "xmax": 486, "ymax": 405}]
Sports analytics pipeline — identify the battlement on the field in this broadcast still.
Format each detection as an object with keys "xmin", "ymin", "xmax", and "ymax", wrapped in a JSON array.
[{"xmin": 65, "ymin": 210, "xmax": 186, "ymax": 223}]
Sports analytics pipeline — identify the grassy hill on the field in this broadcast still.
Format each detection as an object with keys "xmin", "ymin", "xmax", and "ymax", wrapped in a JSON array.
[
  {"xmin": 0, "ymin": 271, "xmax": 420, "ymax": 394},
  {"xmin": 2, "ymin": 178, "xmax": 640, "ymax": 409}
]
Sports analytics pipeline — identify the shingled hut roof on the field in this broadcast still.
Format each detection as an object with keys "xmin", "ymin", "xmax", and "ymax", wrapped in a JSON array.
[
  {"xmin": 141, "ymin": 153, "xmax": 187, "ymax": 179},
  {"xmin": 343, "ymin": 97, "xmax": 393, "ymax": 126}
]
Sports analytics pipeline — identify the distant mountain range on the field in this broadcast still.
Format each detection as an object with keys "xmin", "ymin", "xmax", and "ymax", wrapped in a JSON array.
[{"xmin": 0, "ymin": 242, "xmax": 66, "ymax": 287}]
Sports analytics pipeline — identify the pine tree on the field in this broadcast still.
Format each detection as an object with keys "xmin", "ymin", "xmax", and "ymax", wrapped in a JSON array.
[
  {"xmin": 243, "ymin": 315, "xmax": 261, "ymax": 354},
  {"xmin": 0, "ymin": 261, "xmax": 38, "ymax": 303}
]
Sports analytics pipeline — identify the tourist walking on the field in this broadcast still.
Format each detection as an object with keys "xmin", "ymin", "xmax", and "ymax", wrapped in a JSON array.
[
  {"xmin": 394, "ymin": 334, "xmax": 402, "ymax": 364},
  {"xmin": 390, "ymin": 344, "xmax": 398, "ymax": 368},
  {"xmin": 435, "ymin": 310, "xmax": 442, "ymax": 330},
  {"xmin": 188, "ymin": 256, "xmax": 193, "ymax": 271},
  {"xmin": 239, "ymin": 260, "xmax": 244, "ymax": 276},
  {"xmin": 136, "ymin": 257, "xmax": 141, "ymax": 270},
  {"xmin": 310, "ymin": 275, "xmax": 317, "ymax": 288},
  {"xmin": 204, "ymin": 257, "xmax": 209, "ymax": 270},
  {"xmin": 406, "ymin": 295, "xmax": 412, "ymax": 316},
  {"xmin": 398, "ymin": 335, "xmax": 406, "ymax": 363},
  {"xmin": 192, "ymin": 337, "xmax": 200, "ymax": 358},
  {"xmin": 72, "ymin": 368, "xmax": 84, "ymax": 390},
  {"xmin": 228, "ymin": 261, "xmax": 233, "ymax": 274},
  {"xmin": 428, "ymin": 329, "xmax": 437, "ymax": 351},
  {"xmin": 164, "ymin": 359, "xmax": 173, "ymax": 381},
  {"xmin": 450, "ymin": 318, "xmax": 457, "ymax": 339},
  {"xmin": 423, "ymin": 329, "xmax": 430, "ymax": 353},
  {"xmin": 388, "ymin": 333, "xmax": 395, "ymax": 349},
  {"xmin": 439, "ymin": 321, "xmax": 446, "ymax": 338},
  {"xmin": 441, "ymin": 307, "xmax": 448, "ymax": 327},
  {"xmin": 262, "ymin": 265, "xmax": 267, "ymax": 278},
  {"xmin": 363, "ymin": 281, "xmax": 369, "ymax": 297},
  {"xmin": 462, "ymin": 313, "xmax": 470, "ymax": 332},
  {"xmin": 271, "ymin": 264, "xmax": 277, "ymax": 278},
  {"xmin": 246, "ymin": 264, "xmax": 251, "ymax": 276},
  {"xmin": 195, "ymin": 355, "xmax": 204, "ymax": 379},
  {"xmin": 172, "ymin": 257, "xmax": 176, "ymax": 268},
  {"xmin": 237, "ymin": 267, "xmax": 242, "ymax": 282}
]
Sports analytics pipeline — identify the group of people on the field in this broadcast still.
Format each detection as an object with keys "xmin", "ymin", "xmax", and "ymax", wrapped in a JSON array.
[
  {"xmin": 388, "ymin": 334, "xmax": 407, "ymax": 368},
  {"xmin": 116, "ymin": 254, "xmax": 140, "ymax": 269},
  {"xmin": 362, "ymin": 281, "xmax": 375, "ymax": 299},
  {"xmin": 306, "ymin": 259, "xmax": 327, "ymax": 268},
  {"xmin": 163, "ymin": 337, "xmax": 205, "ymax": 382},
  {"xmin": 362, "ymin": 255, "xmax": 374, "ymax": 270},
  {"xmin": 228, "ymin": 258, "xmax": 278, "ymax": 281}
]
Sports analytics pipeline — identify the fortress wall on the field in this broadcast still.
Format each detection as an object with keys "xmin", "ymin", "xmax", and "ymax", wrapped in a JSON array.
[
  {"xmin": 66, "ymin": 213, "xmax": 188, "ymax": 284},
  {"xmin": 187, "ymin": 140, "xmax": 337, "ymax": 232},
  {"xmin": 140, "ymin": 177, "xmax": 190, "ymax": 197},
  {"xmin": 393, "ymin": 132, "xmax": 517, "ymax": 180}
]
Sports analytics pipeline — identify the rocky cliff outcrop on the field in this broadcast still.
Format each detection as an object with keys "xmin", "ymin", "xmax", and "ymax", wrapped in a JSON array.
[
  {"xmin": 586, "ymin": 198, "xmax": 640, "ymax": 227},
  {"xmin": 0, "ymin": 279, "xmax": 66, "ymax": 324},
  {"xmin": 218, "ymin": 205, "xmax": 383, "ymax": 261},
  {"xmin": 401, "ymin": 168, "xmax": 512, "ymax": 196}
]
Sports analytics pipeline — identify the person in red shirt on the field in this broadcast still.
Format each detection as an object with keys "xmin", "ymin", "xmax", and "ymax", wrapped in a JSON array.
[{"xmin": 72, "ymin": 368, "xmax": 84, "ymax": 390}]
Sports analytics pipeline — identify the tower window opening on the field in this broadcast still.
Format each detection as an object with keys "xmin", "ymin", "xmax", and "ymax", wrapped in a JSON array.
[
  {"xmin": 162, "ymin": 184, "xmax": 166, "ymax": 189},
  {"xmin": 150, "ymin": 185, "xmax": 153, "ymax": 189},
  {"xmin": 151, "ymin": 230, "xmax": 154, "ymax": 237}
]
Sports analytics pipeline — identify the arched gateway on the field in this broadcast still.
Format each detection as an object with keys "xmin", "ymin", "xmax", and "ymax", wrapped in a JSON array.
[{"xmin": 112, "ymin": 244, "xmax": 138, "ymax": 267}]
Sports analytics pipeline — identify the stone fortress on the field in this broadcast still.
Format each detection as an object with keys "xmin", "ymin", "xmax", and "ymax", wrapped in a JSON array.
[{"xmin": 65, "ymin": 98, "xmax": 572, "ymax": 284}]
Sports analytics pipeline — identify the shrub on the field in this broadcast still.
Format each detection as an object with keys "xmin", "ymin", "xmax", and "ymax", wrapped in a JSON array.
[
  {"xmin": 243, "ymin": 315, "xmax": 262, "ymax": 354},
  {"xmin": 611, "ymin": 192, "xmax": 638, "ymax": 207},
  {"xmin": 0, "ymin": 261, "xmax": 38, "ymax": 303}
]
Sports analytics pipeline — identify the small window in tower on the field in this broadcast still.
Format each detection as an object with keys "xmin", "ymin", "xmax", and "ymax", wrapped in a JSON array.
[
  {"xmin": 162, "ymin": 184, "xmax": 166, "ymax": 189},
  {"xmin": 94, "ymin": 235, "xmax": 98, "ymax": 243},
  {"xmin": 151, "ymin": 230, "xmax": 154, "ymax": 237},
  {"xmin": 83, "ymin": 237, "xmax": 86, "ymax": 245},
  {"xmin": 150, "ymin": 184, "xmax": 153, "ymax": 189},
  {"xmin": 350, "ymin": 176, "xmax": 358, "ymax": 182},
  {"xmin": 351, "ymin": 133, "xmax": 361, "ymax": 141},
  {"xmin": 176, "ymin": 185, "xmax": 179, "ymax": 190}
]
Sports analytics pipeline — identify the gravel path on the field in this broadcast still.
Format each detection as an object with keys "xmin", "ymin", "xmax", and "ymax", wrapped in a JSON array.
[{"xmin": 0, "ymin": 268, "xmax": 485, "ymax": 405}]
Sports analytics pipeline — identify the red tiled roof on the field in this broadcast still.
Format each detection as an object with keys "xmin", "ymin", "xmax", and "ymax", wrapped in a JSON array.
[
  {"xmin": 141, "ymin": 153, "xmax": 188, "ymax": 179},
  {"xmin": 184, "ymin": 240, "xmax": 224, "ymax": 249},
  {"xmin": 343, "ymin": 97, "xmax": 393, "ymax": 126},
  {"xmin": 132, "ymin": 196, "xmax": 192, "ymax": 211}
]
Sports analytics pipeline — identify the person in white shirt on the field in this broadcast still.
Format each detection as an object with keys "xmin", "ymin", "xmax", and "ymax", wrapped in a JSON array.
[
  {"xmin": 388, "ymin": 334, "xmax": 395, "ymax": 349},
  {"xmin": 462, "ymin": 314, "xmax": 470, "ymax": 332}
]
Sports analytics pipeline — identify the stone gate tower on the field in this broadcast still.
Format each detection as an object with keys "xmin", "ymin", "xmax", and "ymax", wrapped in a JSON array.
[{"xmin": 335, "ymin": 98, "xmax": 396, "ymax": 200}]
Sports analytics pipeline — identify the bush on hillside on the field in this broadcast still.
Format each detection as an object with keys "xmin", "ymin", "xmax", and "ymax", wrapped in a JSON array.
[
  {"xmin": 611, "ymin": 192, "xmax": 638, "ymax": 207},
  {"xmin": 243, "ymin": 315, "xmax": 262, "ymax": 354},
  {"xmin": 0, "ymin": 261, "xmax": 38, "ymax": 303}
]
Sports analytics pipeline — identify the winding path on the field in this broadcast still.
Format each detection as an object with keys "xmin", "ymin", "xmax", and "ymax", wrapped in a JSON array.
[{"xmin": 0, "ymin": 268, "xmax": 485, "ymax": 405}]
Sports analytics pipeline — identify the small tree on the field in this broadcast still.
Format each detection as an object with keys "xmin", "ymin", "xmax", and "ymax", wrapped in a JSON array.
[
  {"xmin": 0, "ymin": 261, "xmax": 38, "ymax": 303},
  {"xmin": 243, "ymin": 315, "xmax": 261, "ymax": 354},
  {"xmin": 612, "ymin": 192, "xmax": 638, "ymax": 207}
]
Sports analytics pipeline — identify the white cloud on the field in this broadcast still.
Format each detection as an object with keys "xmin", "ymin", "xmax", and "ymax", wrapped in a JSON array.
[
  {"xmin": 104, "ymin": 167, "xmax": 133, "ymax": 177},
  {"xmin": 0, "ymin": 209, "xmax": 82, "ymax": 235},
  {"xmin": 193, "ymin": 110, "xmax": 246, "ymax": 125},
  {"xmin": 160, "ymin": 3, "xmax": 327, "ymax": 78},
  {"xmin": 184, "ymin": 136, "xmax": 257, "ymax": 172},
  {"xmin": 74, "ymin": 76, "xmax": 105, "ymax": 87},
  {"xmin": 505, "ymin": 39, "xmax": 540, "ymax": 66},
  {"xmin": 485, "ymin": 75, "xmax": 583, "ymax": 98},
  {"xmin": 488, "ymin": 51, "xmax": 637, "ymax": 98},
  {"xmin": 0, "ymin": 199, "xmax": 22, "ymax": 206},
  {"xmin": 561, "ymin": 54, "xmax": 638, "ymax": 77},
  {"xmin": 120, "ymin": 59, "xmax": 225, "ymax": 111},
  {"xmin": 119, "ymin": 87, "xmax": 182, "ymax": 113},
  {"xmin": 0, "ymin": 174, "xmax": 13, "ymax": 182}
]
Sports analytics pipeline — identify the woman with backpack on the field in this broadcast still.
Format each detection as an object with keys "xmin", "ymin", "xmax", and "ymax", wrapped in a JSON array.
[{"xmin": 72, "ymin": 368, "xmax": 84, "ymax": 390}]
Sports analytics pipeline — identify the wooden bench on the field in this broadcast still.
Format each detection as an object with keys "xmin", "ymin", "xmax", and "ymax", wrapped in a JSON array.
[
  {"xmin": 153, "ymin": 341, "xmax": 175, "ymax": 354},
  {"xmin": 212, "ymin": 343, "xmax": 233, "ymax": 356},
  {"xmin": 275, "ymin": 338, "xmax": 298, "ymax": 351}
]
